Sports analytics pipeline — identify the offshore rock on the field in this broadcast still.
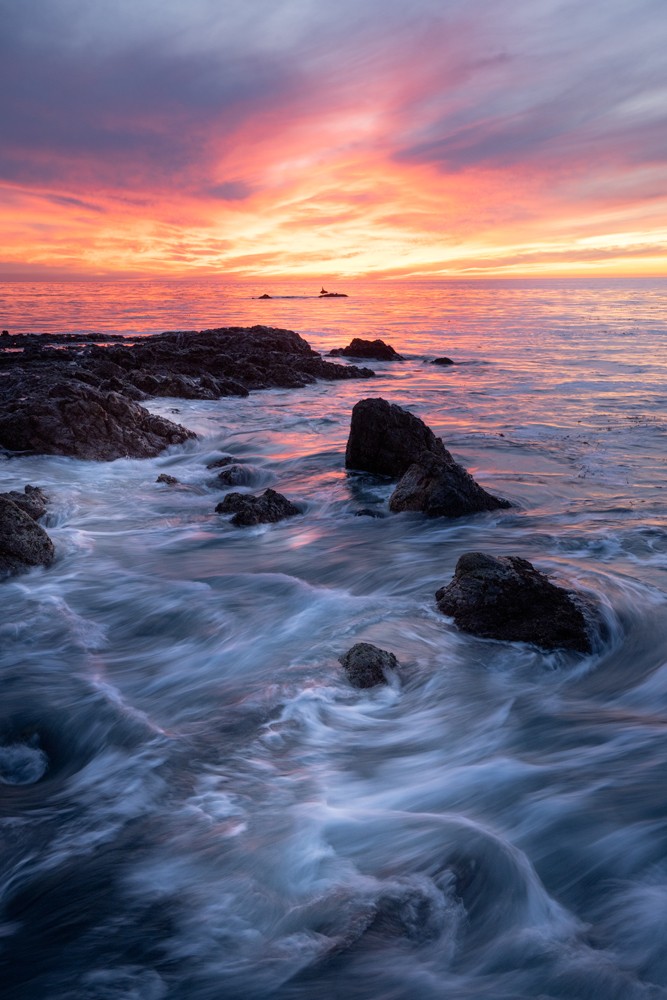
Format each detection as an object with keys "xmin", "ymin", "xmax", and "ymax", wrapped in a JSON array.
[
  {"xmin": 215, "ymin": 463, "xmax": 264, "ymax": 488},
  {"xmin": 345, "ymin": 397, "xmax": 448, "ymax": 477},
  {"xmin": 345, "ymin": 398, "xmax": 509, "ymax": 516},
  {"xmin": 435, "ymin": 552, "xmax": 599, "ymax": 653},
  {"xmin": 430, "ymin": 357, "xmax": 455, "ymax": 366},
  {"xmin": 389, "ymin": 452, "xmax": 510, "ymax": 518},
  {"xmin": 215, "ymin": 488, "xmax": 300, "ymax": 527},
  {"xmin": 0, "ymin": 496, "xmax": 55, "ymax": 577},
  {"xmin": 339, "ymin": 642, "xmax": 399, "ymax": 688},
  {"xmin": 329, "ymin": 338, "xmax": 403, "ymax": 361},
  {"xmin": 0, "ymin": 485, "xmax": 48, "ymax": 521},
  {"xmin": 0, "ymin": 382, "xmax": 196, "ymax": 461}
]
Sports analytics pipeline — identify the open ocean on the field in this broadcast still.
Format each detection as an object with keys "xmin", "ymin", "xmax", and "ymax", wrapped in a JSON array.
[{"xmin": 1, "ymin": 277, "xmax": 667, "ymax": 999}]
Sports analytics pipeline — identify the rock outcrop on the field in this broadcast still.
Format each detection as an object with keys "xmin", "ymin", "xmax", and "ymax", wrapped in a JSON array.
[
  {"xmin": 329, "ymin": 338, "xmax": 403, "ymax": 361},
  {"xmin": 339, "ymin": 642, "xmax": 399, "ymax": 688},
  {"xmin": 215, "ymin": 488, "xmax": 300, "ymax": 527},
  {"xmin": 0, "ymin": 484, "xmax": 48, "ymax": 521},
  {"xmin": 345, "ymin": 398, "xmax": 509, "ymax": 516},
  {"xmin": 0, "ymin": 496, "xmax": 55, "ymax": 577},
  {"xmin": 435, "ymin": 552, "xmax": 599, "ymax": 653}
]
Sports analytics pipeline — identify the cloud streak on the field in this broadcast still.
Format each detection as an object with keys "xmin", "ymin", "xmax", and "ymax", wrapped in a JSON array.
[{"xmin": 1, "ymin": 0, "xmax": 666, "ymax": 277}]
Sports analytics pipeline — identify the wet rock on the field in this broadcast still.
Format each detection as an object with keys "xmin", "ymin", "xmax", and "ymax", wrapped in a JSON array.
[
  {"xmin": 206, "ymin": 454, "xmax": 237, "ymax": 470},
  {"xmin": 435, "ymin": 552, "xmax": 599, "ymax": 653},
  {"xmin": 345, "ymin": 397, "xmax": 448, "ymax": 477},
  {"xmin": 0, "ymin": 485, "xmax": 48, "ymax": 521},
  {"xmin": 0, "ymin": 496, "xmax": 55, "ymax": 577},
  {"xmin": 389, "ymin": 452, "xmax": 510, "ymax": 518},
  {"xmin": 339, "ymin": 642, "xmax": 398, "ymax": 688},
  {"xmin": 258, "ymin": 293, "xmax": 272, "ymax": 299},
  {"xmin": 354, "ymin": 508, "xmax": 385, "ymax": 518},
  {"xmin": 346, "ymin": 398, "xmax": 509, "ymax": 516},
  {"xmin": 215, "ymin": 488, "xmax": 300, "ymax": 527},
  {"xmin": 0, "ymin": 382, "xmax": 196, "ymax": 460},
  {"xmin": 329, "ymin": 338, "xmax": 403, "ymax": 361},
  {"xmin": 215, "ymin": 463, "xmax": 263, "ymax": 487},
  {"xmin": 156, "ymin": 474, "xmax": 179, "ymax": 485},
  {"xmin": 430, "ymin": 357, "xmax": 455, "ymax": 366}
]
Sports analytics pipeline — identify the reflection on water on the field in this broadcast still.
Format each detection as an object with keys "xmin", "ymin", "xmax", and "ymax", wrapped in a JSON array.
[{"xmin": 0, "ymin": 278, "xmax": 667, "ymax": 998}]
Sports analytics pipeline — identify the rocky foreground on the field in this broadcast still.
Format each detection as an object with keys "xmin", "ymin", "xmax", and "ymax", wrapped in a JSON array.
[{"xmin": 0, "ymin": 326, "xmax": 374, "ymax": 460}]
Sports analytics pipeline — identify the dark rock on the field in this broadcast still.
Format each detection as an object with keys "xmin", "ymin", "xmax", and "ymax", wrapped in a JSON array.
[
  {"xmin": 156, "ymin": 474, "xmax": 179, "ymax": 485},
  {"xmin": 0, "ymin": 485, "xmax": 48, "ymax": 520},
  {"xmin": 346, "ymin": 398, "xmax": 509, "ymax": 517},
  {"xmin": 345, "ymin": 398, "xmax": 447, "ymax": 477},
  {"xmin": 258, "ymin": 294, "xmax": 272, "ymax": 299},
  {"xmin": 206, "ymin": 455, "xmax": 237, "ymax": 470},
  {"xmin": 435, "ymin": 552, "xmax": 599, "ymax": 653},
  {"xmin": 354, "ymin": 508, "xmax": 385, "ymax": 518},
  {"xmin": 215, "ymin": 464, "xmax": 262, "ymax": 487},
  {"xmin": 0, "ymin": 383, "xmax": 196, "ymax": 461},
  {"xmin": 329, "ymin": 338, "xmax": 403, "ymax": 361},
  {"xmin": 389, "ymin": 452, "xmax": 510, "ymax": 518},
  {"xmin": 215, "ymin": 488, "xmax": 300, "ymax": 527},
  {"xmin": 339, "ymin": 642, "xmax": 398, "ymax": 688},
  {"xmin": 0, "ymin": 496, "xmax": 55, "ymax": 577},
  {"xmin": 430, "ymin": 357, "xmax": 454, "ymax": 366}
]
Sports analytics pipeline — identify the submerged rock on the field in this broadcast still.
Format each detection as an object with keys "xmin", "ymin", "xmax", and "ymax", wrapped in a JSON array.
[
  {"xmin": 430, "ymin": 357, "xmax": 455, "ymax": 366},
  {"xmin": 345, "ymin": 398, "xmax": 509, "ymax": 516},
  {"xmin": 435, "ymin": 552, "xmax": 599, "ymax": 653},
  {"xmin": 0, "ymin": 496, "xmax": 55, "ymax": 577},
  {"xmin": 215, "ymin": 463, "xmax": 263, "ymax": 488},
  {"xmin": 339, "ymin": 642, "xmax": 399, "ymax": 688},
  {"xmin": 329, "ymin": 338, "xmax": 403, "ymax": 361},
  {"xmin": 156, "ymin": 474, "xmax": 179, "ymax": 485},
  {"xmin": 215, "ymin": 488, "xmax": 300, "ymax": 527}
]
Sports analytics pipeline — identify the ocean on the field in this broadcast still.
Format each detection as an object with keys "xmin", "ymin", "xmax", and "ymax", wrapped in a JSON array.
[{"xmin": 1, "ymin": 277, "xmax": 667, "ymax": 998}]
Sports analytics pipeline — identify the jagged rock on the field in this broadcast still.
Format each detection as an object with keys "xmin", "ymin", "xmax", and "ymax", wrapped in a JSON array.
[
  {"xmin": 0, "ymin": 383, "xmax": 196, "ymax": 461},
  {"xmin": 345, "ymin": 398, "xmax": 447, "ymax": 477},
  {"xmin": 435, "ymin": 552, "xmax": 599, "ymax": 653},
  {"xmin": 215, "ymin": 488, "xmax": 300, "ymax": 527},
  {"xmin": 329, "ymin": 338, "xmax": 403, "ymax": 361},
  {"xmin": 0, "ymin": 496, "xmax": 55, "ymax": 577},
  {"xmin": 0, "ymin": 485, "xmax": 48, "ymax": 520},
  {"xmin": 339, "ymin": 642, "xmax": 398, "ymax": 688},
  {"xmin": 156, "ymin": 474, "xmax": 179, "ymax": 485},
  {"xmin": 345, "ymin": 398, "xmax": 509, "ymax": 516},
  {"xmin": 389, "ymin": 452, "xmax": 510, "ymax": 518}
]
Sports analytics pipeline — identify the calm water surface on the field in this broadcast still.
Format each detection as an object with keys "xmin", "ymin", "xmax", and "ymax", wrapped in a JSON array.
[{"xmin": 1, "ymin": 278, "xmax": 666, "ymax": 998}]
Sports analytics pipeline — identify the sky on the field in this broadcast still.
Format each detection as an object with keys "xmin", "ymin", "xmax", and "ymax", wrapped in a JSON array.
[{"xmin": 1, "ymin": 0, "xmax": 666, "ymax": 280}]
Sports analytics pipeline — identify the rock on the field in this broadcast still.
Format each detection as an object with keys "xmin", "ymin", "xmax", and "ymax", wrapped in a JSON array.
[
  {"xmin": 329, "ymin": 338, "xmax": 403, "ymax": 361},
  {"xmin": 0, "ymin": 496, "xmax": 55, "ymax": 577},
  {"xmin": 355, "ymin": 508, "xmax": 385, "ymax": 518},
  {"xmin": 156, "ymin": 474, "xmax": 179, "ymax": 485},
  {"xmin": 0, "ymin": 485, "xmax": 48, "ymax": 520},
  {"xmin": 430, "ymin": 357, "xmax": 454, "ymax": 366},
  {"xmin": 389, "ymin": 452, "xmax": 510, "ymax": 518},
  {"xmin": 215, "ymin": 463, "xmax": 262, "ymax": 487},
  {"xmin": 215, "ymin": 488, "xmax": 300, "ymax": 527},
  {"xmin": 435, "ymin": 552, "xmax": 599, "ymax": 653},
  {"xmin": 258, "ymin": 294, "xmax": 272, "ymax": 299},
  {"xmin": 206, "ymin": 455, "xmax": 237, "ymax": 470},
  {"xmin": 0, "ymin": 383, "xmax": 196, "ymax": 461},
  {"xmin": 339, "ymin": 642, "xmax": 398, "ymax": 688},
  {"xmin": 345, "ymin": 398, "xmax": 448, "ymax": 477}
]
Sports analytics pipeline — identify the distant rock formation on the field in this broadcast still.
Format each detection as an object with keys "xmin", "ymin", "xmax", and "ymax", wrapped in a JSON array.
[
  {"xmin": 435, "ymin": 552, "xmax": 600, "ymax": 652},
  {"xmin": 345, "ymin": 397, "xmax": 509, "ymax": 517},
  {"xmin": 329, "ymin": 338, "xmax": 403, "ymax": 361},
  {"xmin": 215, "ymin": 488, "xmax": 300, "ymax": 527},
  {"xmin": 0, "ymin": 495, "xmax": 55, "ymax": 578},
  {"xmin": 339, "ymin": 642, "xmax": 399, "ymax": 688}
]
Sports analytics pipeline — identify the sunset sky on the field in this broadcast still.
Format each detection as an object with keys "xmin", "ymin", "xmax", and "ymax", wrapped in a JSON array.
[{"xmin": 2, "ymin": 0, "xmax": 666, "ymax": 280}]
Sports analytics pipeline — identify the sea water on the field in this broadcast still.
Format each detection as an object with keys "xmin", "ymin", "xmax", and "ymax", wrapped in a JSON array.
[{"xmin": 0, "ymin": 278, "xmax": 666, "ymax": 998}]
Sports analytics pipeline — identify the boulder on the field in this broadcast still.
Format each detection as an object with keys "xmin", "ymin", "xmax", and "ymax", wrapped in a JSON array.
[
  {"xmin": 156, "ymin": 474, "xmax": 179, "ymax": 485},
  {"xmin": 435, "ymin": 552, "xmax": 599, "ymax": 653},
  {"xmin": 345, "ymin": 397, "xmax": 448, "ymax": 477},
  {"xmin": 0, "ymin": 485, "xmax": 48, "ymax": 520},
  {"xmin": 339, "ymin": 642, "xmax": 398, "ymax": 688},
  {"xmin": 215, "ymin": 464, "xmax": 262, "ymax": 487},
  {"xmin": 0, "ymin": 496, "xmax": 55, "ymax": 577},
  {"xmin": 329, "ymin": 338, "xmax": 403, "ymax": 361},
  {"xmin": 215, "ymin": 488, "xmax": 300, "ymax": 527},
  {"xmin": 0, "ymin": 383, "xmax": 196, "ymax": 461},
  {"xmin": 389, "ymin": 452, "xmax": 510, "ymax": 518},
  {"xmin": 430, "ymin": 357, "xmax": 454, "ymax": 366}
]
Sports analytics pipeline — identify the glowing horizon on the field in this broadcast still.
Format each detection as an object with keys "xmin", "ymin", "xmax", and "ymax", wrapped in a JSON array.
[{"xmin": 1, "ymin": 1, "xmax": 666, "ymax": 281}]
